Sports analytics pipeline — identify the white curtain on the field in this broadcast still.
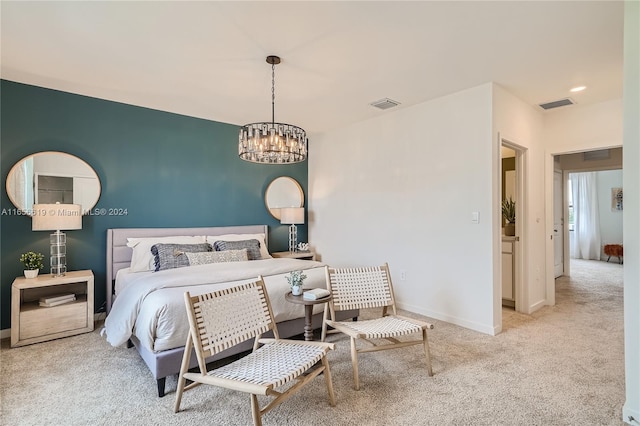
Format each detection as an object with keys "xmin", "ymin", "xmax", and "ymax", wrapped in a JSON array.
[{"xmin": 570, "ymin": 172, "xmax": 601, "ymax": 260}]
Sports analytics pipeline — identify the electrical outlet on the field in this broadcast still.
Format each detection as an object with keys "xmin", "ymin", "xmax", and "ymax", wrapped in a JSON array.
[{"xmin": 400, "ymin": 270, "xmax": 406, "ymax": 281}]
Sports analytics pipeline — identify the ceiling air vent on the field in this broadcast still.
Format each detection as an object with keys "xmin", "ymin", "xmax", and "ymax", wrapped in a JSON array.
[
  {"xmin": 538, "ymin": 98, "xmax": 575, "ymax": 110},
  {"xmin": 370, "ymin": 98, "xmax": 401, "ymax": 110}
]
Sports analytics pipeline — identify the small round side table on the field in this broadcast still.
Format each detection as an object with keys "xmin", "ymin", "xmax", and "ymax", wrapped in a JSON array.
[{"xmin": 285, "ymin": 291, "xmax": 332, "ymax": 341}]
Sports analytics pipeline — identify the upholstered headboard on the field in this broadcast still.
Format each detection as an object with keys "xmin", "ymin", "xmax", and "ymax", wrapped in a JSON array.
[{"xmin": 105, "ymin": 225, "xmax": 268, "ymax": 313}]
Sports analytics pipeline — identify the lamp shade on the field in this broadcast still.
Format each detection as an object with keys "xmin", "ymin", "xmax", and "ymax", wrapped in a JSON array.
[
  {"xmin": 280, "ymin": 207, "xmax": 304, "ymax": 225},
  {"xmin": 32, "ymin": 204, "xmax": 82, "ymax": 231}
]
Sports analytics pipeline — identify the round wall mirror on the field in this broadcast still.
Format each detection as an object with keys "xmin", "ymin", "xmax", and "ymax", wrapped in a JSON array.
[
  {"xmin": 5, "ymin": 151, "xmax": 101, "ymax": 215},
  {"xmin": 265, "ymin": 176, "xmax": 304, "ymax": 220}
]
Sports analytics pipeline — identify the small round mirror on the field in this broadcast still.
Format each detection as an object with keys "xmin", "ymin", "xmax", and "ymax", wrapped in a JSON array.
[
  {"xmin": 6, "ymin": 151, "xmax": 101, "ymax": 215},
  {"xmin": 265, "ymin": 177, "xmax": 304, "ymax": 220}
]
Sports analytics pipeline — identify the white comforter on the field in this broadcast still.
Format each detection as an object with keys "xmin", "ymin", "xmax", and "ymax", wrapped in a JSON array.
[{"xmin": 103, "ymin": 258, "xmax": 327, "ymax": 352}]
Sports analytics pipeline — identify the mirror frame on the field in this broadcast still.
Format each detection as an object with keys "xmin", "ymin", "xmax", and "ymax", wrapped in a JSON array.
[
  {"xmin": 5, "ymin": 151, "xmax": 102, "ymax": 216},
  {"xmin": 264, "ymin": 176, "xmax": 304, "ymax": 220}
]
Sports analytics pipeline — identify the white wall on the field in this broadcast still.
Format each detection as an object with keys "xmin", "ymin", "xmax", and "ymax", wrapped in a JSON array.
[
  {"xmin": 310, "ymin": 83, "xmax": 498, "ymax": 334},
  {"xmin": 596, "ymin": 170, "xmax": 624, "ymax": 258},
  {"xmin": 309, "ymin": 81, "xmax": 549, "ymax": 334},
  {"xmin": 543, "ymin": 99, "xmax": 623, "ymax": 153},
  {"xmin": 622, "ymin": 1, "xmax": 639, "ymax": 422}
]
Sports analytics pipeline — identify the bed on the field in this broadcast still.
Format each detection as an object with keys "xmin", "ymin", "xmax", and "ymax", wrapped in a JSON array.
[{"xmin": 102, "ymin": 225, "xmax": 357, "ymax": 397}]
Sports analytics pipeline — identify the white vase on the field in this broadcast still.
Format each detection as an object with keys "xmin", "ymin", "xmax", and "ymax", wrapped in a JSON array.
[
  {"xmin": 24, "ymin": 269, "xmax": 39, "ymax": 279},
  {"xmin": 291, "ymin": 286, "xmax": 303, "ymax": 296}
]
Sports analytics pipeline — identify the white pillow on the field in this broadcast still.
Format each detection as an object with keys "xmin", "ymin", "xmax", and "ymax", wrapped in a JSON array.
[
  {"xmin": 126, "ymin": 236, "xmax": 205, "ymax": 272},
  {"xmin": 205, "ymin": 233, "xmax": 271, "ymax": 259}
]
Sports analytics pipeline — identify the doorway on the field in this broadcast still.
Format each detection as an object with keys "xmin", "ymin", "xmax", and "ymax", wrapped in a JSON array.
[
  {"xmin": 548, "ymin": 147, "xmax": 623, "ymax": 300},
  {"xmin": 500, "ymin": 139, "xmax": 526, "ymax": 315}
]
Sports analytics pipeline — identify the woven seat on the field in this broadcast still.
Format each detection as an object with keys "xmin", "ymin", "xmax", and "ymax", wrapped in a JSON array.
[
  {"xmin": 333, "ymin": 316, "xmax": 423, "ymax": 339},
  {"xmin": 210, "ymin": 341, "xmax": 327, "ymax": 387},
  {"xmin": 321, "ymin": 264, "xmax": 434, "ymax": 390},
  {"xmin": 174, "ymin": 278, "xmax": 336, "ymax": 426}
]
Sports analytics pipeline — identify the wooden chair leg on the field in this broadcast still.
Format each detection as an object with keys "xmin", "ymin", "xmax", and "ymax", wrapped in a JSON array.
[
  {"xmin": 251, "ymin": 394, "xmax": 262, "ymax": 426},
  {"xmin": 422, "ymin": 329, "xmax": 433, "ymax": 377},
  {"xmin": 174, "ymin": 333, "xmax": 194, "ymax": 412},
  {"xmin": 174, "ymin": 378, "xmax": 185, "ymax": 413},
  {"xmin": 350, "ymin": 337, "xmax": 360, "ymax": 390},
  {"xmin": 321, "ymin": 356, "xmax": 336, "ymax": 406},
  {"xmin": 321, "ymin": 304, "xmax": 329, "ymax": 342}
]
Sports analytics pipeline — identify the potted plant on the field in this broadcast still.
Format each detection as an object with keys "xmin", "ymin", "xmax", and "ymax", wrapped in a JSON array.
[
  {"xmin": 502, "ymin": 197, "xmax": 516, "ymax": 236},
  {"xmin": 20, "ymin": 251, "xmax": 44, "ymax": 278},
  {"xmin": 285, "ymin": 270, "xmax": 307, "ymax": 296}
]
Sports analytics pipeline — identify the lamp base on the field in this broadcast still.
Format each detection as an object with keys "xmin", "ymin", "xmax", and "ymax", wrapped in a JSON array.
[
  {"xmin": 288, "ymin": 224, "xmax": 298, "ymax": 252},
  {"xmin": 51, "ymin": 265, "xmax": 67, "ymax": 277},
  {"xmin": 50, "ymin": 230, "xmax": 67, "ymax": 277}
]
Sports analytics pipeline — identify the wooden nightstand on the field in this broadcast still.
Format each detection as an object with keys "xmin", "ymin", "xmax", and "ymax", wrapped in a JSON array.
[
  {"xmin": 11, "ymin": 270, "xmax": 94, "ymax": 347},
  {"xmin": 271, "ymin": 251, "xmax": 317, "ymax": 261}
]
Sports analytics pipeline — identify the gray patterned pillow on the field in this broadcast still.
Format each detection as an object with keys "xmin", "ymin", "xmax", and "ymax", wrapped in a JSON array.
[
  {"xmin": 151, "ymin": 243, "xmax": 212, "ymax": 271},
  {"xmin": 213, "ymin": 239, "xmax": 262, "ymax": 260},
  {"xmin": 184, "ymin": 249, "xmax": 248, "ymax": 266}
]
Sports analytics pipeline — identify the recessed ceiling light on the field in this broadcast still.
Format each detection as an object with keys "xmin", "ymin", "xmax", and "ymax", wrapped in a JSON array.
[{"xmin": 570, "ymin": 86, "xmax": 587, "ymax": 92}]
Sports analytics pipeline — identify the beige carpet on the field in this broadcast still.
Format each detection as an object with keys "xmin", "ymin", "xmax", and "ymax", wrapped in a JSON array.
[{"xmin": 0, "ymin": 259, "xmax": 625, "ymax": 425}]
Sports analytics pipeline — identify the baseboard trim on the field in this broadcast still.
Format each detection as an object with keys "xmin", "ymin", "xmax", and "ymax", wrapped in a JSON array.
[
  {"xmin": 397, "ymin": 302, "xmax": 498, "ymax": 336},
  {"xmin": 528, "ymin": 298, "xmax": 547, "ymax": 313},
  {"xmin": 623, "ymin": 404, "xmax": 640, "ymax": 425}
]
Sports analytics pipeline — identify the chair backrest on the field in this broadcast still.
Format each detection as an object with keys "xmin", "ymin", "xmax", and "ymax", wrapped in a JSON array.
[
  {"xmin": 325, "ymin": 264, "xmax": 396, "ymax": 312},
  {"xmin": 184, "ymin": 277, "xmax": 276, "ymax": 360}
]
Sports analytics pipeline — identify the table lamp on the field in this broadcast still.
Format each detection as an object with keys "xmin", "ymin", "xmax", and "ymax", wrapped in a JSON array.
[
  {"xmin": 32, "ymin": 203, "xmax": 82, "ymax": 277},
  {"xmin": 280, "ymin": 207, "xmax": 304, "ymax": 252}
]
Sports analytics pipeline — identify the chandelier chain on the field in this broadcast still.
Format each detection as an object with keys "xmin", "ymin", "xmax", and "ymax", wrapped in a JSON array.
[{"xmin": 271, "ymin": 62, "xmax": 276, "ymax": 125}]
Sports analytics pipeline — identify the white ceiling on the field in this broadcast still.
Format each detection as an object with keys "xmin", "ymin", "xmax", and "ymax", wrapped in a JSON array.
[{"xmin": 1, "ymin": 1, "xmax": 624, "ymax": 134}]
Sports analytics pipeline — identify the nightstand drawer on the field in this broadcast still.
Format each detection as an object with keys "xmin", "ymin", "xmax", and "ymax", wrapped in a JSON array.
[
  {"xmin": 20, "ymin": 299, "xmax": 88, "ymax": 340},
  {"xmin": 12, "ymin": 270, "xmax": 94, "ymax": 347}
]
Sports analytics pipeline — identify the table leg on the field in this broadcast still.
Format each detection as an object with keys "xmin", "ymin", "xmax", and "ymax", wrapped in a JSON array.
[{"xmin": 304, "ymin": 304, "xmax": 314, "ymax": 341}]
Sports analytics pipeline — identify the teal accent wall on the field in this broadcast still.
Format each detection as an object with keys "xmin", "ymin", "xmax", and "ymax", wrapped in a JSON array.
[{"xmin": 0, "ymin": 80, "xmax": 308, "ymax": 330}]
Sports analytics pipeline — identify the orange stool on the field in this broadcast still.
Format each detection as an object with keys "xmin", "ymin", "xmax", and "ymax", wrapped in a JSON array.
[{"xmin": 604, "ymin": 244, "xmax": 623, "ymax": 264}]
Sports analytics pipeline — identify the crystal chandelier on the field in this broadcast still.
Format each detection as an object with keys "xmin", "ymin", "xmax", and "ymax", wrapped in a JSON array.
[{"xmin": 238, "ymin": 56, "xmax": 307, "ymax": 164}]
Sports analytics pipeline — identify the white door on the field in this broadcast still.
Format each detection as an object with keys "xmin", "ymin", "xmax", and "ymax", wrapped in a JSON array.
[{"xmin": 553, "ymin": 171, "xmax": 564, "ymax": 278}]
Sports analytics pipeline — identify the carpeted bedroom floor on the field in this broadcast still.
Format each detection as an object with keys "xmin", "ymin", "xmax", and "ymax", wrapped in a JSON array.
[{"xmin": 0, "ymin": 259, "xmax": 626, "ymax": 425}]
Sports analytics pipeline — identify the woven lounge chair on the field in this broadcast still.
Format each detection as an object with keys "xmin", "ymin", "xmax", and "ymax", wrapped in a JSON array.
[
  {"xmin": 174, "ymin": 277, "xmax": 336, "ymax": 426},
  {"xmin": 322, "ymin": 263, "xmax": 434, "ymax": 390}
]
